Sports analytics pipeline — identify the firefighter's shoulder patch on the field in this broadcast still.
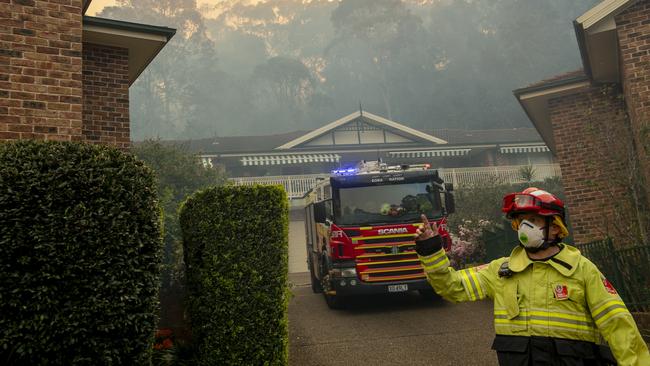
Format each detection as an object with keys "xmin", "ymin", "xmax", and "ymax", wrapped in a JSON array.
[{"xmin": 601, "ymin": 276, "xmax": 617, "ymax": 295}]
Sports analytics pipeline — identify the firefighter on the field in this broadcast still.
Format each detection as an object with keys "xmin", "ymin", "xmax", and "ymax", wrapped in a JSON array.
[{"xmin": 415, "ymin": 187, "xmax": 650, "ymax": 366}]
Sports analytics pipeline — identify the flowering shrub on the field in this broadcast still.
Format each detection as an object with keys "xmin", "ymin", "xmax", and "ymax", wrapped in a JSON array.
[
  {"xmin": 152, "ymin": 328, "xmax": 175, "ymax": 365},
  {"xmin": 154, "ymin": 328, "xmax": 174, "ymax": 351},
  {"xmin": 449, "ymin": 219, "xmax": 491, "ymax": 268}
]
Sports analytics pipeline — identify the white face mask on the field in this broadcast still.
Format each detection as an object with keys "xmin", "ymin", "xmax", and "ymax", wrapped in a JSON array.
[{"xmin": 518, "ymin": 219, "xmax": 546, "ymax": 248}]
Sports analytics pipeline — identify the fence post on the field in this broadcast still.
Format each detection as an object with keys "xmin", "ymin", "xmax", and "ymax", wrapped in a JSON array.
[
  {"xmin": 452, "ymin": 169, "xmax": 458, "ymax": 188},
  {"xmin": 286, "ymin": 176, "xmax": 293, "ymax": 198}
]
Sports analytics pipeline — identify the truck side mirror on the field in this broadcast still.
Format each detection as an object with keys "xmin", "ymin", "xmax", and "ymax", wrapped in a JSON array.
[
  {"xmin": 313, "ymin": 202, "xmax": 326, "ymax": 223},
  {"xmin": 313, "ymin": 200, "xmax": 334, "ymax": 224},
  {"xmin": 444, "ymin": 192, "xmax": 455, "ymax": 215},
  {"xmin": 325, "ymin": 200, "xmax": 334, "ymax": 222}
]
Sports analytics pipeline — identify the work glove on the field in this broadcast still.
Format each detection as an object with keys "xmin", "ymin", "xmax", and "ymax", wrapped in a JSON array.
[{"xmin": 414, "ymin": 214, "xmax": 443, "ymax": 256}]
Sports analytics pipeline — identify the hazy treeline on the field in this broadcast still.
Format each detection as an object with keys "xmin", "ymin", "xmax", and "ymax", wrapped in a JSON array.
[{"xmin": 101, "ymin": 0, "xmax": 599, "ymax": 141}]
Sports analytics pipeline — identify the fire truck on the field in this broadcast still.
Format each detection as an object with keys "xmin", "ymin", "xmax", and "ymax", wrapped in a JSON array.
[{"xmin": 304, "ymin": 160, "xmax": 455, "ymax": 309}]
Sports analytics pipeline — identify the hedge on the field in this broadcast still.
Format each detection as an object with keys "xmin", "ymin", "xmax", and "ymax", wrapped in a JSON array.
[
  {"xmin": 179, "ymin": 185, "xmax": 288, "ymax": 366},
  {"xmin": 0, "ymin": 140, "xmax": 163, "ymax": 365}
]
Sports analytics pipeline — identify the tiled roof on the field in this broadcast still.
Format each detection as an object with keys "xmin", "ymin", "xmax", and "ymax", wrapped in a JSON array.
[
  {"xmin": 525, "ymin": 70, "xmax": 585, "ymax": 88},
  {"xmin": 514, "ymin": 69, "xmax": 588, "ymax": 96},
  {"xmin": 150, "ymin": 127, "xmax": 544, "ymax": 155},
  {"xmin": 425, "ymin": 128, "xmax": 543, "ymax": 145},
  {"xmin": 161, "ymin": 131, "xmax": 309, "ymax": 155}
]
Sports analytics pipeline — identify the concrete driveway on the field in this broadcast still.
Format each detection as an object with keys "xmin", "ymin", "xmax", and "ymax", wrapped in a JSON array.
[{"xmin": 288, "ymin": 272, "xmax": 499, "ymax": 366}]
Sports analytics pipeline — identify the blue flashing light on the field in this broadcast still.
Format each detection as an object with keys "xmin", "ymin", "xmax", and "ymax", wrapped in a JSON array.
[{"xmin": 331, "ymin": 168, "xmax": 358, "ymax": 175}]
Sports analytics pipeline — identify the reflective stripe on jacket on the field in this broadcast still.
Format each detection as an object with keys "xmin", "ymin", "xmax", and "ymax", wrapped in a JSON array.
[{"xmin": 418, "ymin": 244, "xmax": 650, "ymax": 366}]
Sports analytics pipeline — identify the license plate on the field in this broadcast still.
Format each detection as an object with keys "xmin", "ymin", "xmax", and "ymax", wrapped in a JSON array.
[{"xmin": 388, "ymin": 284, "xmax": 408, "ymax": 293}]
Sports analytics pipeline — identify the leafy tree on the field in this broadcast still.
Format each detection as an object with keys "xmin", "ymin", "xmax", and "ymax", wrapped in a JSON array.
[
  {"xmin": 99, "ymin": 0, "xmax": 602, "ymax": 139},
  {"xmin": 324, "ymin": 0, "xmax": 438, "ymax": 120},
  {"xmin": 131, "ymin": 140, "xmax": 227, "ymax": 289},
  {"xmin": 100, "ymin": 0, "xmax": 218, "ymax": 139}
]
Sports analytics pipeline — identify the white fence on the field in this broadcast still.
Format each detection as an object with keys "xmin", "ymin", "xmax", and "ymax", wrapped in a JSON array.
[
  {"xmin": 230, "ymin": 173, "xmax": 328, "ymax": 199},
  {"xmin": 229, "ymin": 164, "xmax": 562, "ymax": 199},
  {"xmin": 440, "ymin": 164, "xmax": 562, "ymax": 189}
]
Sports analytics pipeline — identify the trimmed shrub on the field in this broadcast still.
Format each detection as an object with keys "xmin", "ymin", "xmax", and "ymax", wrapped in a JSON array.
[
  {"xmin": 179, "ymin": 185, "xmax": 288, "ymax": 366},
  {"xmin": 0, "ymin": 140, "xmax": 163, "ymax": 365}
]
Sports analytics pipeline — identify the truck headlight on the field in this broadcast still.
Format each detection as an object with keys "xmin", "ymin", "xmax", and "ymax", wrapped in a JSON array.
[{"xmin": 330, "ymin": 268, "xmax": 357, "ymax": 278}]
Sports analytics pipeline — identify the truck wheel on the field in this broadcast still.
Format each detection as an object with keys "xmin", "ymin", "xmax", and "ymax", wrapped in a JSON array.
[
  {"xmin": 320, "ymin": 256, "xmax": 346, "ymax": 309},
  {"xmin": 324, "ymin": 290, "xmax": 346, "ymax": 310},
  {"xmin": 309, "ymin": 257, "xmax": 322, "ymax": 293}
]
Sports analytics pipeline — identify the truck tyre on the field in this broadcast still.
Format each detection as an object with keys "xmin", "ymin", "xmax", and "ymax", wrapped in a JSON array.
[
  {"xmin": 321, "ymin": 255, "xmax": 346, "ymax": 309},
  {"xmin": 308, "ymin": 256, "xmax": 322, "ymax": 293}
]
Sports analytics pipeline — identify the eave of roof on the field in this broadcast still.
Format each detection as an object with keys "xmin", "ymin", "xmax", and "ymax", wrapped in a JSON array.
[
  {"xmin": 574, "ymin": 0, "xmax": 636, "ymax": 83},
  {"xmin": 575, "ymin": 0, "xmax": 633, "ymax": 29},
  {"xmin": 514, "ymin": 72, "xmax": 591, "ymax": 154},
  {"xmin": 199, "ymin": 143, "xmax": 547, "ymax": 159},
  {"xmin": 513, "ymin": 71, "xmax": 589, "ymax": 97},
  {"xmin": 82, "ymin": 16, "xmax": 176, "ymax": 85}
]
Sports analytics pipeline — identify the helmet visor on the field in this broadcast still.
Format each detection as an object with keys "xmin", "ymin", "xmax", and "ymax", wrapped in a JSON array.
[
  {"xmin": 514, "ymin": 194, "xmax": 536, "ymax": 208},
  {"xmin": 503, "ymin": 193, "xmax": 542, "ymax": 214}
]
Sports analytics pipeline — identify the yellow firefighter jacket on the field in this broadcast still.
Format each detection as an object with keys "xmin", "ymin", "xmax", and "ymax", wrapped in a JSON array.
[{"xmin": 418, "ymin": 243, "xmax": 650, "ymax": 366}]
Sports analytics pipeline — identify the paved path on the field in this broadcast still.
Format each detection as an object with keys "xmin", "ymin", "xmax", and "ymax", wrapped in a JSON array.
[
  {"xmin": 289, "ymin": 220, "xmax": 307, "ymax": 273},
  {"xmin": 288, "ymin": 272, "xmax": 499, "ymax": 366}
]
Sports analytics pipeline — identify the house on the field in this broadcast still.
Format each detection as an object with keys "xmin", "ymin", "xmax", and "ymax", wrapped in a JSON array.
[
  {"xmin": 176, "ymin": 110, "xmax": 556, "ymax": 179},
  {"xmin": 514, "ymin": 0, "xmax": 649, "ymax": 245},
  {"xmin": 0, "ymin": 0, "xmax": 175, "ymax": 148},
  {"xmin": 166, "ymin": 110, "xmax": 560, "ymax": 200}
]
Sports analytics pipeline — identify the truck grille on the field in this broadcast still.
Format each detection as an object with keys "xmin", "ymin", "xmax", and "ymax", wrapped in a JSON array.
[{"xmin": 353, "ymin": 235, "xmax": 426, "ymax": 283}]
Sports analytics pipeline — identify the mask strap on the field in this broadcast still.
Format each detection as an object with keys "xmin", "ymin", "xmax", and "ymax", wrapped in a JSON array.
[{"xmin": 543, "ymin": 217, "xmax": 550, "ymax": 241}]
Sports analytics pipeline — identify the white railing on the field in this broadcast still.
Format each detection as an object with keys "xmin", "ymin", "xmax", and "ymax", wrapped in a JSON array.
[
  {"xmin": 440, "ymin": 164, "xmax": 562, "ymax": 189},
  {"xmin": 229, "ymin": 164, "xmax": 562, "ymax": 199},
  {"xmin": 230, "ymin": 173, "xmax": 329, "ymax": 199}
]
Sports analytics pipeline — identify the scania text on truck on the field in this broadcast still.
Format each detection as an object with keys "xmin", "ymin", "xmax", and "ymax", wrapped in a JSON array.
[{"xmin": 304, "ymin": 160, "xmax": 455, "ymax": 309}]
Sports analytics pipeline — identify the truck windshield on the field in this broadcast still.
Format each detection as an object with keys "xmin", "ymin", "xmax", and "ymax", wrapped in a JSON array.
[{"xmin": 335, "ymin": 182, "xmax": 442, "ymax": 225}]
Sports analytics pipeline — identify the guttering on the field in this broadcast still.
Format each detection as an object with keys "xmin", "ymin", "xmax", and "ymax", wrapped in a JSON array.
[
  {"xmin": 513, "ymin": 74, "xmax": 590, "ymax": 98},
  {"xmin": 83, "ymin": 16, "xmax": 176, "ymax": 41},
  {"xmin": 83, "ymin": 0, "xmax": 92, "ymax": 14}
]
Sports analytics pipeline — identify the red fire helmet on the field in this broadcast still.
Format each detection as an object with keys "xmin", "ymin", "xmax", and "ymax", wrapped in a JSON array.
[{"xmin": 502, "ymin": 187, "xmax": 565, "ymax": 219}]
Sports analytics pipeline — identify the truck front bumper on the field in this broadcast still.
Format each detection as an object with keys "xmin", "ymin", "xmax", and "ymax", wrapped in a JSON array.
[{"xmin": 330, "ymin": 276, "xmax": 432, "ymax": 296}]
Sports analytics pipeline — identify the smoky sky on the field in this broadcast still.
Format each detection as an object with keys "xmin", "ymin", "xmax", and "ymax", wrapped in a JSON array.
[{"xmin": 99, "ymin": 0, "xmax": 600, "ymax": 141}]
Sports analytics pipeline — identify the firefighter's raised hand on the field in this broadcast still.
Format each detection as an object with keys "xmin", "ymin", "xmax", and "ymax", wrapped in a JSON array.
[{"xmin": 415, "ymin": 214, "xmax": 439, "ymax": 242}]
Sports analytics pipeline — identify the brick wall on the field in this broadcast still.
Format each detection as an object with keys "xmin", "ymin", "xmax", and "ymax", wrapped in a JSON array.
[
  {"xmin": 0, "ymin": 0, "xmax": 83, "ymax": 141},
  {"xmin": 549, "ymin": 86, "xmax": 635, "ymax": 245},
  {"xmin": 616, "ymin": 2, "xmax": 650, "ymax": 209},
  {"xmin": 82, "ymin": 43, "xmax": 130, "ymax": 149}
]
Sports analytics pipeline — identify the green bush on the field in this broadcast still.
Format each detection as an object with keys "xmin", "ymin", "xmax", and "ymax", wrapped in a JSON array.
[
  {"xmin": 448, "ymin": 177, "xmax": 572, "ymax": 263},
  {"xmin": 0, "ymin": 140, "xmax": 163, "ymax": 365},
  {"xmin": 179, "ymin": 185, "xmax": 288, "ymax": 366},
  {"xmin": 132, "ymin": 139, "xmax": 227, "ymax": 291}
]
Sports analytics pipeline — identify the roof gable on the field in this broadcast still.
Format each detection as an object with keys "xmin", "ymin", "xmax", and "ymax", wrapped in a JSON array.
[
  {"xmin": 275, "ymin": 111, "xmax": 447, "ymax": 150},
  {"xmin": 574, "ymin": 0, "xmax": 638, "ymax": 83},
  {"xmin": 576, "ymin": 0, "xmax": 635, "ymax": 30}
]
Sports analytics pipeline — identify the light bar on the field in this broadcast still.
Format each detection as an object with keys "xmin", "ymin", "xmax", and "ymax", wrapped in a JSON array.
[{"xmin": 331, "ymin": 168, "xmax": 358, "ymax": 175}]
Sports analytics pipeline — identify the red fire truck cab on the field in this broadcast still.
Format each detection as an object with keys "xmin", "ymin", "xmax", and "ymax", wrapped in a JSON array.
[{"xmin": 304, "ymin": 161, "xmax": 455, "ymax": 309}]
